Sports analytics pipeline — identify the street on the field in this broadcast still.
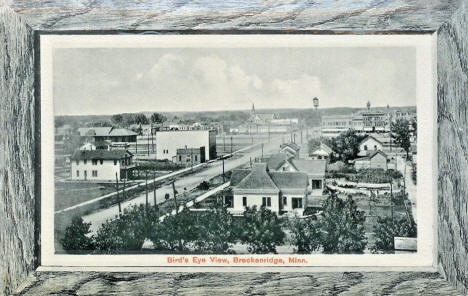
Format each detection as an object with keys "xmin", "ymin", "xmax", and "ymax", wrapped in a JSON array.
[
  {"xmin": 396, "ymin": 155, "xmax": 417, "ymax": 223},
  {"xmin": 83, "ymin": 134, "xmax": 287, "ymax": 233}
]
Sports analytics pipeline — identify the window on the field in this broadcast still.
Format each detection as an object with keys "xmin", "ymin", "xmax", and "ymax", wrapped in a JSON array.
[
  {"xmin": 364, "ymin": 145, "xmax": 368, "ymax": 151},
  {"xmin": 92, "ymin": 159, "xmax": 98, "ymax": 165},
  {"xmin": 292, "ymin": 198, "xmax": 303, "ymax": 209},
  {"xmin": 262, "ymin": 197, "xmax": 271, "ymax": 207},
  {"xmin": 243, "ymin": 196, "xmax": 247, "ymax": 207},
  {"xmin": 283, "ymin": 196, "xmax": 287, "ymax": 206},
  {"xmin": 224, "ymin": 196, "xmax": 233, "ymax": 208},
  {"xmin": 76, "ymin": 170, "xmax": 79, "ymax": 177},
  {"xmin": 100, "ymin": 159, "xmax": 103, "ymax": 165},
  {"xmin": 84, "ymin": 159, "xmax": 87, "ymax": 164},
  {"xmin": 75, "ymin": 160, "xmax": 79, "ymax": 165},
  {"xmin": 312, "ymin": 180, "xmax": 322, "ymax": 190},
  {"xmin": 194, "ymin": 155, "xmax": 198, "ymax": 162},
  {"xmin": 92, "ymin": 170, "xmax": 98, "ymax": 177},
  {"xmin": 114, "ymin": 160, "xmax": 117, "ymax": 165},
  {"xmin": 179, "ymin": 155, "xmax": 182, "ymax": 161},
  {"xmin": 374, "ymin": 145, "xmax": 377, "ymax": 150}
]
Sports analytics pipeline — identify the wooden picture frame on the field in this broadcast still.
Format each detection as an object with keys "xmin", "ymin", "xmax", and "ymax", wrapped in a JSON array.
[{"xmin": 0, "ymin": 1, "xmax": 467, "ymax": 294}]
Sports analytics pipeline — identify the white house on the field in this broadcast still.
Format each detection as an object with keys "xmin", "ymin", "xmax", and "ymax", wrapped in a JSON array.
[
  {"xmin": 70, "ymin": 150, "xmax": 134, "ymax": 181},
  {"xmin": 155, "ymin": 130, "xmax": 217, "ymax": 162},
  {"xmin": 358, "ymin": 136, "xmax": 384, "ymax": 156},
  {"xmin": 229, "ymin": 163, "xmax": 309, "ymax": 216},
  {"xmin": 354, "ymin": 150, "xmax": 388, "ymax": 170},
  {"xmin": 280, "ymin": 142, "xmax": 301, "ymax": 159},
  {"xmin": 266, "ymin": 153, "xmax": 326, "ymax": 196}
]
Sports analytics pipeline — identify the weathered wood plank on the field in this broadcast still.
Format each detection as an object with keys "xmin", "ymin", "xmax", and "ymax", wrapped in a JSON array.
[
  {"xmin": 0, "ymin": 6, "xmax": 36, "ymax": 296},
  {"xmin": 9, "ymin": 0, "xmax": 462, "ymax": 31},
  {"xmin": 13, "ymin": 272, "xmax": 465, "ymax": 295},
  {"xmin": 437, "ymin": 1, "xmax": 468, "ymax": 294}
]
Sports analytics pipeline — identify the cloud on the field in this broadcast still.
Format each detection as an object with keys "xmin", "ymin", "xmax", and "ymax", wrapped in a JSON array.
[{"xmin": 269, "ymin": 74, "xmax": 321, "ymax": 108}]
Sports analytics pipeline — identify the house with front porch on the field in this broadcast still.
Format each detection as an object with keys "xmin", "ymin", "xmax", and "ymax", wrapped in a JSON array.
[{"xmin": 228, "ymin": 163, "xmax": 309, "ymax": 216}]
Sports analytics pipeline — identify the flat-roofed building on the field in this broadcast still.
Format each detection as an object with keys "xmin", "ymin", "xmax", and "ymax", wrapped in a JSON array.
[{"xmin": 155, "ymin": 130, "xmax": 216, "ymax": 162}]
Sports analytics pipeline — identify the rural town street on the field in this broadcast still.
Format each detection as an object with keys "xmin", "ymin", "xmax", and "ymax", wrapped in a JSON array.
[
  {"xmin": 83, "ymin": 135, "xmax": 286, "ymax": 233},
  {"xmin": 396, "ymin": 155, "xmax": 417, "ymax": 223}
]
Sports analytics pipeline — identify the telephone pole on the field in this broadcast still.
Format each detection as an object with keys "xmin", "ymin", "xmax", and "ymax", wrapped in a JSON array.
[
  {"xmin": 172, "ymin": 181, "xmax": 178, "ymax": 214},
  {"xmin": 115, "ymin": 173, "xmax": 121, "ymax": 216}
]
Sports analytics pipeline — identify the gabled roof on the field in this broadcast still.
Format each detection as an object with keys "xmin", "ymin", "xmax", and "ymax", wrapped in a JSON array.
[
  {"xmin": 290, "ymin": 159, "xmax": 326, "ymax": 177},
  {"xmin": 78, "ymin": 127, "xmax": 113, "ymax": 137},
  {"xmin": 235, "ymin": 163, "xmax": 279, "ymax": 193},
  {"xmin": 230, "ymin": 169, "xmax": 252, "ymax": 187},
  {"xmin": 320, "ymin": 143, "xmax": 333, "ymax": 154},
  {"xmin": 270, "ymin": 171, "xmax": 308, "ymax": 191},
  {"xmin": 256, "ymin": 113, "xmax": 275, "ymax": 121},
  {"xmin": 266, "ymin": 152, "xmax": 292, "ymax": 171},
  {"xmin": 355, "ymin": 150, "xmax": 387, "ymax": 161},
  {"xmin": 71, "ymin": 149, "xmax": 133, "ymax": 160},
  {"xmin": 280, "ymin": 142, "xmax": 301, "ymax": 152},
  {"xmin": 360, "ymin": 135, "xmax": 383, "ymax": 146},
  {"xmin": 108, "ymin": 128, "xmax": 137, "ymax": 136}
]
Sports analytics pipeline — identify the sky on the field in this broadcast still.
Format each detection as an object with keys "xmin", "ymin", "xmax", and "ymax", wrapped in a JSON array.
[{"xmin": 53, "ymin": 46, "xmax": 416, "ymax": 115}]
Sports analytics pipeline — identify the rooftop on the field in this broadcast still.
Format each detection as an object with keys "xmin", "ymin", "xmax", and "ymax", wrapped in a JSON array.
[
  {"xmin": 291, "ymin": 159, "xmax": 327, "ymax": 177},
  {"xmin": 78, "ymin": 127, "xmax": 136, "ymax": 137},
  {"xmin": 71, "ymin": 149, "xmax": 133, "ymax": 160},
  {"xmin": 266, "ymin": 152, "xmax": 291, "ymax": 170}
]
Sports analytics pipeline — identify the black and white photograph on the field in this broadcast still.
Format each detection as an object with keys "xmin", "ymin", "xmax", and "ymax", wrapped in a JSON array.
[{"xmin": 40, "ymin": 35, "xmax": 435, "ymax": 267}]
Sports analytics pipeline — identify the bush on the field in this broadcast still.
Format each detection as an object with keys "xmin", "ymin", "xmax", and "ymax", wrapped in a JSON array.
[
  {"xmin": 239, "ymin": 206, "xmax": 285, "ymax": 254},
  {"xmin": 345, "ymin": 169, "xmax": 401, "ymax": 184},
  {"xmin": 61, "ymin": 216, "xmax": 95, "ymax": 252},
  {"xmin": 148, "ymin": 206, "xmax": 236, "ymax": 253},
  {"xmin": 197, "ymin": 181, "xmax": 210, "ymax": 191},
  {"xmin": 94, "ymin": 204, "xmax": 159, "ymax": 253},
  {"xmin": 287, "ymin": 216, "xmax": 321, "ymax": 254},
  {"xmin": 319, "ymin": 194, "xmax": 367, "ymax": 254},
  {"xmin": 371, "ymin": 216, "xmax": 417, "ymax": 253}
]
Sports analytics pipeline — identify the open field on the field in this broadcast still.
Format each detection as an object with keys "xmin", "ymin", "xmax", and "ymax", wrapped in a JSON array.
[{"xmin": 55, "ymin": 182, "xmax": 117, "ymax": 211}]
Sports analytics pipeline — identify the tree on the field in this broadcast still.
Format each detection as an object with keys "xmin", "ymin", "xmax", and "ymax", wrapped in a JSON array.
[
  {"xmin": 319, "ymin": 194, "xmax": 367, "ymax": 254},
  {"xmin": 111, "ymin": 114, "xmax": 124, "ymax": 125},
  {"xmin": 371, "ymin": 216, "xmax": 417, "ymax": 253},
  {"xmin": 94, "ymin": 204, "xmax": 159, "ymax": 253},
  {"xmin": 329, "ymin": 129, "xmax": 365, "ymax": 162},
  {"xmin": 287, "ymin": 216, "xmax": 321, "ymax": 254},
  {"xmin": 150, "ymin": 112, "xmax": 167, "ymax": 124},
  {"xmin": 60, "ymin": 216, "xmax": 95, "ymax": 253},
  {"xmin": 85, "ymin": 120, "xmax": 113, "ymax": 127},
  {"xmin": 391, "ymin": 119, "xmax": 411, "ymax": 158},
  {"xmin": 239, "ymin": 206, "xmax": 285, "ymax": 254},
  {"xmin": 134, "ymin": 113, "xmax": 149, "ymax": 125}
]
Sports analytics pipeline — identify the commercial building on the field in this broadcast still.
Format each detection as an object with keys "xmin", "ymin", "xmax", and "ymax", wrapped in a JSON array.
[
  {"xmin": 155, "ymin": 130, "xmax": 216, "ymax": 162},
  {"xmin": 175, "ymin": 147, "xmax": 205, "ymax": 166},
  {"xmin": 70, "ymin": 149, "xmax": 135, "ymax": 181}
]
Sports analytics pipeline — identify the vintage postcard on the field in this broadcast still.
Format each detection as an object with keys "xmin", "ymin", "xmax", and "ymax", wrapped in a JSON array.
[{"xmin": 40, "ymin": 34, "xmax": 436, "ymax": 270}]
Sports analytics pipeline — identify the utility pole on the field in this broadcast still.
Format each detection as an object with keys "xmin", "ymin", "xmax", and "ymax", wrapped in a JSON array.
[
  {"xmin": 261, "ymin": 143, "xmax": 264, "ymax": 159},
  {"xmin": 230, "ymin": 136, "xmax": 233, "ymax": 154},
  {"xmin": 145, "ymin": 170, "xmax": 149, "ymax": 212},
  {"xmin": 147, "ymin": 132, "xmax": 150, "ymax": 156},
  {"xmin": 172, "ymin": 181, "xmax": 178, "ymax": 214},
  {"xmin": 153, "ymin": 169, "xmax": 157, "ymax": 209},
  {"xmin": 115, "ymin": 173, "xmax": 121, "ymax": 216},
  {"xmin": 390, "ymin": 181, "xmax": 394, "ymax": 223},
  {"xmin": 223, "ymin": 134, "xmax": 226, "ymax": 154},
  {"xmin": 222, "ymin": 156, "xmax": 225, "ymax": 183},
  {"xmin": 151, "ymin": 123, "xmax": 154, "ymax": 153}
]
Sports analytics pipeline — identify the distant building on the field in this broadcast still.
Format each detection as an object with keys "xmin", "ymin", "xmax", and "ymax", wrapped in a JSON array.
[
  {"xmin": 78, "ymin": 127, "xmax": 137, "ymax": 143},
  {"xmin": 79, "ymin": 140, "xmax": 110, "ymax": 151},
  {"xmin": 280, "ymin": 142, "xmax": 301, "ymax": 159},
  {"xmin": 175, "ymin": 147, "xmax": 205, "ymax": 166},
  {"xmin": 70, "ymin": 149, "xmax": 134, "ymax": 181},
  {"xmin": 237, "ymin": 104, "xmax": 299, "ymax": 134},
  {"xmin": 309, "ymin": 143, "xmax": 333, "ymax": 161},
  {"xmin": 358, "ymin": 135, "xmax": 384, "ymax": 156},
  {"xmin": 155, "ymin": 130, "xmax": 216, "ymax": 162},
  {"xmin": 229, "ymin": 163, "xmax": 309, "ymax": 216},
  {"xmin": 354, "ymin": 150, "xmax": 388, "ymax": 170}
]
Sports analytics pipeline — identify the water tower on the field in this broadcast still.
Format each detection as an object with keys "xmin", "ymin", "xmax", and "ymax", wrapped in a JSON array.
[{"xmin": 313, "ymin": 97, "xmax": 319, "ymax": 111}]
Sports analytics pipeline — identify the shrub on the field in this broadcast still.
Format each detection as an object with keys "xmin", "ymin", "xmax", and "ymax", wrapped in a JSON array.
[
  {"xmin": 287, "ymin": 216, "xmax": 321, "ymax": 254},
  {"xmin": 61, "ymin": 216, "xmax": 95, "ymax": 252},
  {"xmin": 371, "ymin": 216, "xmax": 417, "ymax": 253},
  {"xmin": 197, "ymin": 181, "xmax": 210, "ymax": 191},
  {"xmin": 319, "ymin": 194, "xmax": 367, "ymax": 254},
  {"xmin": 239, "ymin": 206, "xmax": 285, "ymax": 254}
]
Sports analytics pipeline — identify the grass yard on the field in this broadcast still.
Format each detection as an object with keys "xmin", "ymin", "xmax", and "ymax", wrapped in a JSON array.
[{"xmin": 54, "ymin": 182, "xmax": 117, "ymax": 211}]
